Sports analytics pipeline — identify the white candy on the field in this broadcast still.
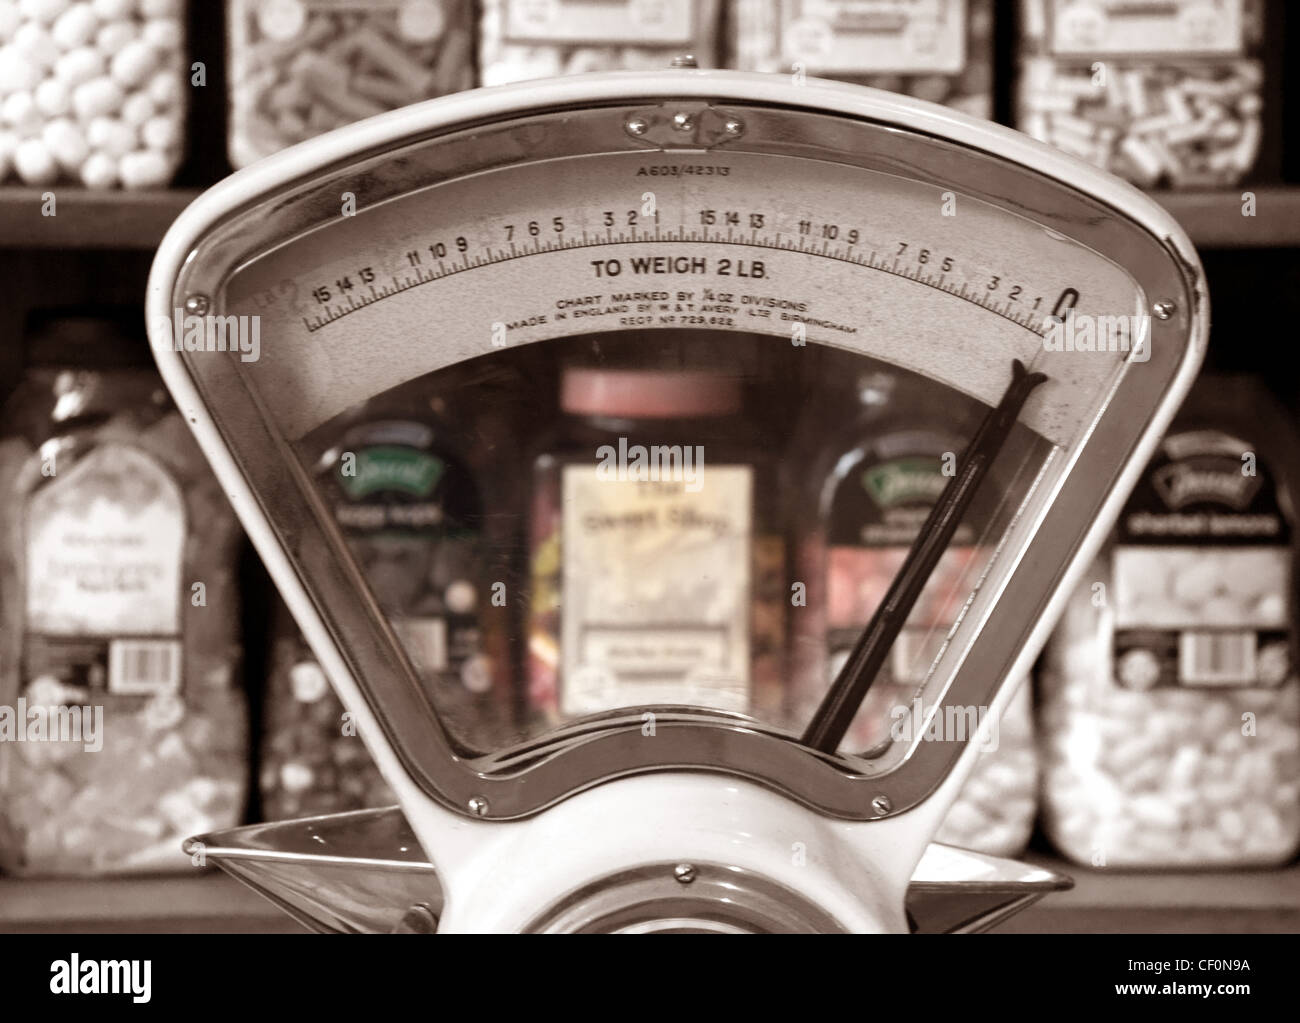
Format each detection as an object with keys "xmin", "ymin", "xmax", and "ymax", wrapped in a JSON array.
[
  {"xmin": 95, "ymin": 19, "xmax": 135, "ymax": 54},
  {"xmin": 86, "ymin": 114, "xmax": 134, "ymax": 156},
  {"xmin": 140, "ymin": 111, "xmax": 176, "ymax": 150},
  {"xmin": 145, "ymin": 67, "xmax": 178, "ymax": 108},
  {"xmin": 55, "ymin": 46, "xmax": 104, "ymax": 86},
  {"xmin": 41, "ymin": 116, "xmax": 88, "ymax": 170},
  {"xmin": 51, "ymin": 3, "xmax": 100, "ymax": 49},
  {"xmin": 0, "ymin": 45, "xmax": 42, "ymax": 92},
  {"xmin": 33, "ymin": 76, "xmax": 71, "ymax": 117},
  {"xmin": 91, "ymin": 0, "xmax": 133, "ymax": 19},
  {"xmin": 12, "ymin": 21, "xmax": 60, "ymax": 70},
  {"xmin": 110, "ymin": 39, "xmax": 156, "ymax": 89},
  {"xmin": 119, "ymin": 88, "xmax": 150, "ymax": 125},
  {"xmin": 12, "ymin": 136, "xmax": 57, "ymax": 184},
  {"xmin": 2, "ymin": 90, "xmax": 41, "ymax": 133},
  {"xmin": 141, "ymin": 16, "xmax": 181, "ymax": 51},
  {"xmin": 138, "ymin": 0, "xmax": 176, "ymax": 16},
  {"xmin": 72, "ymin": 74, "xmax": 124, "ymax": 121},
  {"xmin": 0, "ymin": 1, "xmax": 21, "ymax": 38},
  {"xmin": 20, "ymin": 0, "xmax": 70, "ymax": 25},
  {"xmin": 118, "ymin": 147, "xmax": 168, "ymax": 187}
]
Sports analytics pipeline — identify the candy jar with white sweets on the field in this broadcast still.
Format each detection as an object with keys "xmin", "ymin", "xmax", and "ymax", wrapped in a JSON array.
[
  {"xmin": 0, "ymin": 0, "xmax": 188, "ymax": 188},
  {"xmin": 728, "ymin": 0, "xmax": 994, "ymax": 118},
  {"xmin": 1040, "ymin": 376, "xmax": 1300, "ymax": 868},
  {"xmin": 478, "ymin": 0, "xmax": 721, "ymax": 86},
  {"xmin": 1016, "ymin": 0, "xmax": 1267, "ymax": 188},
  {"xmin": 0, "ymin": 315, "xmax": 247, "ymax": 876},
  {"xmin": 226, "ymin": 0, "xmax": 474, "ymax": 168}
]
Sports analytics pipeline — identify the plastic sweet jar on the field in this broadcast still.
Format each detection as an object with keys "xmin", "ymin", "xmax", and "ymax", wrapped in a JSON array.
[
  {"xmin": 729, "ymin": 0, "xmax": 994, "ymax": 118},
  {"xmin": 526, "ymin": 360, "xmax": 786, "ymax": 737},
  {"xmin": 1016, "ymin": 0, "xmax": 1267, "ymax": 188},
  {"xmin": 260, "ymin": 599, "xmax": 396, "ymax": 821},
  {"xmin": 226, "ymin": 0, "xmax": 474, "ymax": 168},
  {"xmin": 788, "ymin": 367, "xmax": 1038, "ymax": 857},
  {"xmin": 1040, "ymin": 375, "xmax": 1300, "ymax": 868},
  {"xmin": 0, "ymin": 321, "xmax": 247, "ymax": 876},
  {"xmin": 0, "ymin": 0, "xmax": 188, "ymax": 188}
]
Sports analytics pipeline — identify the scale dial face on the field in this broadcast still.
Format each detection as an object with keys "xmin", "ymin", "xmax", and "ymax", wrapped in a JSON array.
[{"xmin": 154, "ymin": 74, "xmax": 1205, "ymax": 821}]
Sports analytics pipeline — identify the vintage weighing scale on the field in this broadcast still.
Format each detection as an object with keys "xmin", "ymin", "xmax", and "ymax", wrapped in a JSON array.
[{"xmin": 146, "ymin": 64, "xmax": 1207, "ymax": 933}]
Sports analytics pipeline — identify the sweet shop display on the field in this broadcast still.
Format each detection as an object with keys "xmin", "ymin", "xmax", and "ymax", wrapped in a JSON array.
[
  {"xmin": 0, "ymin": 0, "xmax": 187, "ymax": 187},
  {"xmin": 1016, "ymin": 0, "xmax": 1267, "ymax": 188},
  {"xmin": 1040, "ymin": 376, "xmax": 1300, "ymax": 868}
]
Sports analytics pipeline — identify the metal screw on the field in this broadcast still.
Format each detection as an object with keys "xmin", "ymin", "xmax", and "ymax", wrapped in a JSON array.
[
  {"xmin": 672, "ymin": 111, "xmax": 694, "ymax": 132},
  {"xmin": 871, "ymin": 795, "xmax": 893, "ymax": 816},
  {"xmin": 1153, "ymin": 300, "xmax": 1176, "ymax": 320},
  {"xmin": 626, "ymin": 117, "xmax": 648, "ymax": 136},
  {"xmin": 673, "ymin": 863, "xmax": 697, "ymax": 884},
  {"xmin": 468, "ymin": 796, "xmax": 489, "ymax": 816},
  {"xmin": 184, "ymin": 294, "xmax": 210, "ymax": 316},
  {"xmin": 670, "ymin": 54, "xmax": 698, "ymax": 69},
  {"xmin": 723, "ymin": 118, "xmax": 744, "ymax": 136}
]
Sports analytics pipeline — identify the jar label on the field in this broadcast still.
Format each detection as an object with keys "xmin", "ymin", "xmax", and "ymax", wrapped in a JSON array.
[
  {"xmin": 24, "ymin": 444, "xmax": 186, "ymax": 697},
  {"xmin": 1046, "ymin": 0, "xmax": 1246, "ymax": 58},
  {"xmin": 559, "ymin": 464, "xmax": 752, "ymax": 715},
  {"xmin": 780, "ymin": 0, "xmax": 968, "ymax": 76},
  {"xmin": 1111, "ymin": 428, "xmax": 1292, "ymax": 690},
  {"xmin": 503, "ymin": 0, "xmax": 697, "ymax": 46}
]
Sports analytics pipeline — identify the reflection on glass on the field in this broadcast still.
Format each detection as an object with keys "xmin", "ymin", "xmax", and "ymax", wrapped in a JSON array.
[{"xmin": 294, "ymin": 331, "xmax": 1052, "ymax": 762}]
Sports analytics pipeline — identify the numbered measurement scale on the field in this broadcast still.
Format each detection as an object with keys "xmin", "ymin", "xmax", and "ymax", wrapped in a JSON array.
[{"xmin": 148, "ymin": 67, "xmax": 1206, "ymax": 933}]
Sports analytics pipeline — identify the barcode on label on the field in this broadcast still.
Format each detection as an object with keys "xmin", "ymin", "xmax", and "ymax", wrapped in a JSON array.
[
  {"xmin": 108, "ymin": 639, "xmax": 182, "ymax": 694},
  {"xmin": 1179, "ymin": 631, "xmax": 1256, "ymax": 686}
]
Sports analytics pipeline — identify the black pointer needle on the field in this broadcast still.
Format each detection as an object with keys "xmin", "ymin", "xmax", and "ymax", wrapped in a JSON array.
[{"xmin": 800, "ymin": 359, "xmax": 1048, "ymax": 754}]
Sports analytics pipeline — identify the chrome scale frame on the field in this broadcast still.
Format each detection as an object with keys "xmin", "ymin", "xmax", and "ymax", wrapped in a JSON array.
[{"xmin": 152, "ymin": 72, "xmax": 1205, "ymax": 825}]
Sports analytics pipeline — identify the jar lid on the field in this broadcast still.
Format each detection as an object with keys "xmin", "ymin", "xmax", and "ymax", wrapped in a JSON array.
[{"xmin": 561, "ymin": 368, "xmax": 742, "ymax": 418}]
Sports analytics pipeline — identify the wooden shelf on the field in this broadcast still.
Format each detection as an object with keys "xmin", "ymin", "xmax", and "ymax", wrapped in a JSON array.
[
  {"xmin": 0, "ymin": 188, "xmax": 200, "ymax": 251},
  {"xmin": 0, "ymin": 186, "xmax": 1297, "ymax": 253},
  {"xmin": 0, "ymin": 873, "xmax": 304, "ymax": 934},
  {"xmin": 995, "ymin": 856, "xmax": 1300, "ymax": 934},
  {"xmin": 1152, "ymin": 188, "xmax": 1300, "ymax": 249},
  {"xmin": 4, "ymin": 857, "xmax": 1299, "ymax": 933}
]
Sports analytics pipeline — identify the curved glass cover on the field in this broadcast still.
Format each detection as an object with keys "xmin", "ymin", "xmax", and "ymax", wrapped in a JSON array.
[{"xmin": 154, "ymin": 76, "xmax": 1204, "ymax": 820}]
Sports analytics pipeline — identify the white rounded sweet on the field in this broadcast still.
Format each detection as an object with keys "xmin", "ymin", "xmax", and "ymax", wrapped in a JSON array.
[
  {"xmin": 34, "ymin": 76, "xmax": 71, "ymax": 117},
  {"xmin": 20, "ymin": 0, "xmax": 70, "ymax": 26},
  {"xmin": 110, "ymin": 38, "xmax": 156, "ymax": 88},
  {"xmin": 13, "ymin": 21, "xmax": 61, "ymax": 70},
  {"xmin": 141, "ymin": 15, "xmax": 181, "ymax": 51},
  {"xmin": 2, "ymin": 90, "xmax": 41, "ymax": 133},
  {"xmin": 118, "ymin": 146, "xmax": 169, "ymax": 187},
  {"xmin": 42, "ymin": 116, "xmax": 88, "ymax": 169},
  {"xmin": 54, "ymin": 46, "xmax": 104, "ymax": 86},
  {"xmin": 13, "ymin": 136, "xmax": 59, "ymax": 184},
  {"xmin": 118, "ymin": 88, "xmax": 151, "ymax": 125},
  {"xmin": 95, "ymin": 19, "xmax": 135, "ymax": 54},
  {"xmin": 138, "ymin": 0, "xmax": 176, "ymax": 16},
  {"xmin": 0, "ymin": 45, "xmax": 42, "ymax": 93},
  {"xmin": 140, "ymin": 111, "xmax": 176, "ymax": 150},
  {"xmin": 86, "ymin": 114, "xmax": 133, "ymax": 155},
  {"xmin": 145, "ymin": 66, "xmax": 178, "ymax": 108},
  {"xmin": 91, "ymin": 0, "xmax": 134, "ymax": 19},
  {"xmin": 72, "ymin": 75, "xmax": 124, "ymax": 120},
  {"xmin": 0, "ymin": 1, "xmax": 21, "ymax": 38},
  {"xmin": 79, "ymin": 148, "xmax": 117, "ymax": 187},
  {"xmin": 52, "ymin": 3, "xmax": 100, "ymax": 49}
]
